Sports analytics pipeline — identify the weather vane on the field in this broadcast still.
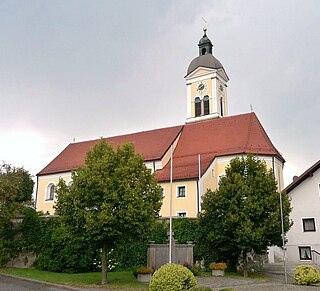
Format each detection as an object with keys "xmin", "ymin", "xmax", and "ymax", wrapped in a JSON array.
[{"xmin": 202, "ymin": 16, "xmax": 207, "ymax": 32}]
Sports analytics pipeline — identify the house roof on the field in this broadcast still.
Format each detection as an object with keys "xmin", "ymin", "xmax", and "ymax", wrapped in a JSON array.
[
  {"xmin": 37, "ymin": 125, "xmax": 183, "ymax": 175},
  {"xmin": 283, "ymin": 160, "xmax": 320, "ymax": 194},
  {"xmin": 38, "ymin": 113, "xmax": 284, "ymax": 181},
  {"xmin": 155, "ymin": 112, "xmax": 284, "ymax": 181}
]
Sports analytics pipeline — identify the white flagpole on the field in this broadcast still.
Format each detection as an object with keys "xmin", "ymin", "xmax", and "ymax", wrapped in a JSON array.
[
  {"xmin": 280, "ymin": 192, "xmax": 288, "ymax": 284},
  {"xmin": 169, "ymin": 145, "xmax": 173, "ymax": 263},
  {"xmin": 198, "ymin": 154, "xmax": 201, "ymax": 213}
]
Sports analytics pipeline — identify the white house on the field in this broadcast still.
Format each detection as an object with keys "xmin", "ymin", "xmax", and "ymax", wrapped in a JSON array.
[{"xmin": 284, "ymin": 160, "xmax": 320, "ymax": 264}]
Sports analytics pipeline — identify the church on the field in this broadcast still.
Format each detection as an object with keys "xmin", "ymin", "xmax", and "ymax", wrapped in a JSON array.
[{"xmin": 35, "ymin": 28, "xmax": 285, "ymax": 217}]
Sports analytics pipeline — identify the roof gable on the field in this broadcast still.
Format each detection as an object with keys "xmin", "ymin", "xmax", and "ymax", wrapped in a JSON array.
[
  {"xmin": 156, "ymin": 113, "xmax": 284, "ymax": 181},
  {"xmin": 284, "ymin": 160, "xmax": 320, "ymax": 194}
]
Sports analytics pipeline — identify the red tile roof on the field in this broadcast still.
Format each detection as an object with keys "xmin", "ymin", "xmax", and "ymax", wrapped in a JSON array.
[
  {"xmin": 155, "ymin": 113, "xmax": 284, "ymax": 181},
  {"xmin": 37, "ymin": 125, "xmax": 183, "ymax": 175},
  {"xmin": 38, "ymin": 113, "xmax": 284, "ymax": 181},
  {"xmin": 283, "ymin": 160, "xmax": 320, "ymax": 194}
]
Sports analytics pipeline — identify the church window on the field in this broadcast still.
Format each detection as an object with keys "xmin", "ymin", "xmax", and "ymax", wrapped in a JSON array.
[
  {"xmin": 302, "ymin": 218, "xmax": 316, "ymax": 232},
  {"xmin": 201, "ymin": 48, "xmax": 206, "ymax": 55},
  {"xmin": 177, "ymin": 186, "xmax": 186, "ymax": 198},
  {"xmin": 220, "ymin": 97, "xmax": 224, "ymax": 116},
  {"xmin": 195, "ymin": 97, "xmax": 201, "ymax": 117},
  {"xmin": 203, "ymin": 95, "xmax": 209, "ymax": 115},
  {"xmin": 45, "ymin": 183, "xmax": 55, "ymax": 201},
  {"xmin": 299, "ymin": 246, "xmax": 312, "ymax": 260}
]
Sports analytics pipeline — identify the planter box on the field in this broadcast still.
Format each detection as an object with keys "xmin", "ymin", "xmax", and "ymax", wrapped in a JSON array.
[
  {"xmin": 137, "ymin": 273, "xmax": 152, "ymax": 283},
  {"xmin": 211, "ymin": 269, "xmax": 225, "ymax": 277}
]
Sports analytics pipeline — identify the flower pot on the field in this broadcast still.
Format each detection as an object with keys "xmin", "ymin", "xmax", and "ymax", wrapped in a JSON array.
[
  {"xmin": 137, "ymin": 273, "xmax": 152, "ymax": 283},
  {"xmin": 212, "ymin": 269, "xmax": 225, "ymax": 277}
]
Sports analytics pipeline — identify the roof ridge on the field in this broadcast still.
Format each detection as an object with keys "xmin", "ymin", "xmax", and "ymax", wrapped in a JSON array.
[{"xmin": 70, "ymin": 124, "xmax": 184, "ymax": 146}]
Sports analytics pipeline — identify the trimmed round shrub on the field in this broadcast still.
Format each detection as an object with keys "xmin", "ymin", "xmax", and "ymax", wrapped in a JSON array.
[
  {"xmin": 149, "ymin": 263, "xmax": 197, "ymax": 291},
  {"xmin": 294, "ymin": 265, "xmax": 320, "ymax": 285}
]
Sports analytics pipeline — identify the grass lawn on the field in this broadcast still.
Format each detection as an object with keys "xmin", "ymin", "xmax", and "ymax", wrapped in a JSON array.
[{"xmin": 0, "ymin": 268, "xmax": 148, "ymax": 290}]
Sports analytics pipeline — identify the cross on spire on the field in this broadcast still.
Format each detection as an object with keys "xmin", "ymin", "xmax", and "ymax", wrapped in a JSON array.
[{"xmin": 202, "ymin": 17, "xmax": 207, "ymax": 34}]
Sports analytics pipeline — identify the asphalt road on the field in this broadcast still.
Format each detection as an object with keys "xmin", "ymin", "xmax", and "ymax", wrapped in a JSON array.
[{"xmin": 0, "ymin": 274, "xmax": 78, "ymax": 291}]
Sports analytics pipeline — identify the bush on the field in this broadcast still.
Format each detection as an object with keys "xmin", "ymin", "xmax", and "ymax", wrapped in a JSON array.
[
  {"xmin": 149, "ymin": 263, "xmax": 197, "ymax": 291},
  {"xmin": 294, "ymin": 265, "xmax": 320, "ymax": 285}
]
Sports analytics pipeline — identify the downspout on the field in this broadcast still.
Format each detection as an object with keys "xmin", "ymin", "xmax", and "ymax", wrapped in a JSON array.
[{"xmin": 272, "ymin": 156, "xmax": 275, "ymax": 175}]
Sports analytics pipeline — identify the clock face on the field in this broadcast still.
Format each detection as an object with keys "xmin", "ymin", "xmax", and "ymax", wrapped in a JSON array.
[{"xmin": 196, "ymin": 81, "xmax": 207, "ymax": 93}]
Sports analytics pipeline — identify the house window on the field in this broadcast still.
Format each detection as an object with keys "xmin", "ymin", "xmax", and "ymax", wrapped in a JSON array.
[
  {"xmin": 46, "ymin": 183, "xmax": 55, "ymax": 201},
  {"xmin": 177, "ymin": 211, "xmax": 187, "ymax": 218},
  {"xmin": 203, "ymin": 95, "xmax": 209, "ymax": 115},
  {"xmin": 299, "ymin": 246, "xmax": 312, "ymax": 260},
  {"xmin": 303, "ymin": 218, "xmax": 316, "ymax": 232},
  {"xmin": 177, "ymin": 186, "xmax": 186, "ymax": 198},
  {"xmin": 195, "ymin": 97, "xmax": 201, "ymax": 117}
]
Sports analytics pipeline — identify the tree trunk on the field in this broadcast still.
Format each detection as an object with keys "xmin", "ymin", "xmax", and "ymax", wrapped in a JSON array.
[
  {"xmin": 101, "ymin": 242, "xmax": 108, "ymax": 284},
  {"xmin": 243, "ymin": 252, "xmax": 248, "ymax": 278}
]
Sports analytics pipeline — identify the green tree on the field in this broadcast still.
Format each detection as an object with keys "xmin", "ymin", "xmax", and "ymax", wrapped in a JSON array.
[
  {"xmin": 0, "ymin": 163, "xmax": 34, "ymax": 222},
  {"xmin": 55, "ymin": 141, "xmax": 163, "ymax": 284},
  {"xmin": 199, "ymin": 155, "xmax": 291, "ymax": 277}
]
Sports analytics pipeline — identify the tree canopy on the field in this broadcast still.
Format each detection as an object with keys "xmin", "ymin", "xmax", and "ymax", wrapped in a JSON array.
[
  {"xmin": 55, "ymin": 140, "xmax": 163, "ymax": 284},
  {"xmin": 199, "ymin": 155, "xmax": 291, "ymax": 276},
  {"xmin": 0, "ymin": 163, "xmax": 34, "ymax": 222}
]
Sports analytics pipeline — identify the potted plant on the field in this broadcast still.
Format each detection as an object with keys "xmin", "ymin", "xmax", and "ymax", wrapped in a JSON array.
[
  {"xmin": 209, "ymin": 262, "xmax": 227, "ymax": 277},
  {"xmin": 134, "ymin": 266, "xmax": 154, "ymax": 283}
]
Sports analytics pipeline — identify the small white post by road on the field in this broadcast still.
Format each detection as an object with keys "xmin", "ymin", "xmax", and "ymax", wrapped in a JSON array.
[{"xmin": 169, "ymin": 145, "xmax": 173, "ymax": 264}]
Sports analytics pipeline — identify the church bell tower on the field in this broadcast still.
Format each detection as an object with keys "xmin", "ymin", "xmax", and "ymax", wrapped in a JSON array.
[{"xmin": 185, "ymin": 28, "xmax": 229, "ymax": 123}]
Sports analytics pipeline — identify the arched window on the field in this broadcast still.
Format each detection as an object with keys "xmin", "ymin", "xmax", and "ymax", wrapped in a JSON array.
[
  {"xmin": 203, "ymin": 95, "xmax": 209, "ymax": 115},
  {"xmin": 201, "ymin": 48, "xmax": 206, "ymax": 55},
  {"xmin": 46, "ymin": 183, "xmax": 55, "ymax": 201},
  {"xmin": 220, "ymin": 97, "xmax": 224, "ymax": 116},
  {"xmin": 194, "ymin": 97, "xmax": 201, "ymax": 117}
]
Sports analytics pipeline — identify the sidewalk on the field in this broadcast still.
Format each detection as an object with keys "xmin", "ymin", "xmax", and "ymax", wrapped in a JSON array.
[{"xmin": 197, "ymin": 273, "xmax": 320, "ymax": 290}]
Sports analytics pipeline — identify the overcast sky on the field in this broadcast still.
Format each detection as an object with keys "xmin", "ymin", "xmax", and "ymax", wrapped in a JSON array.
[{"xmin": 0, "ymin": 0, "xmax": 319, "ymax": 187}]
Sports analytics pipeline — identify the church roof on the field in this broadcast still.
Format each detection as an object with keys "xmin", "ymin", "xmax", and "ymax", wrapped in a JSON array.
[
  {"xmin": 283, "ymin": 160, "xmax": 320, "ymax": 194},
  {"xmin": 155, "ymin": 112, "xmax": 284, "ymax": 181},
  {"xmin": 38, "ymin": 113, "xmax": 284, "ymax": 181},
  {"xmin": 186, "ymin": 54, "xmax": 224, "ymax": 76},
  {"xmin": 37, "ymin": 125, "xmax": 183, "ymax": 175}
]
